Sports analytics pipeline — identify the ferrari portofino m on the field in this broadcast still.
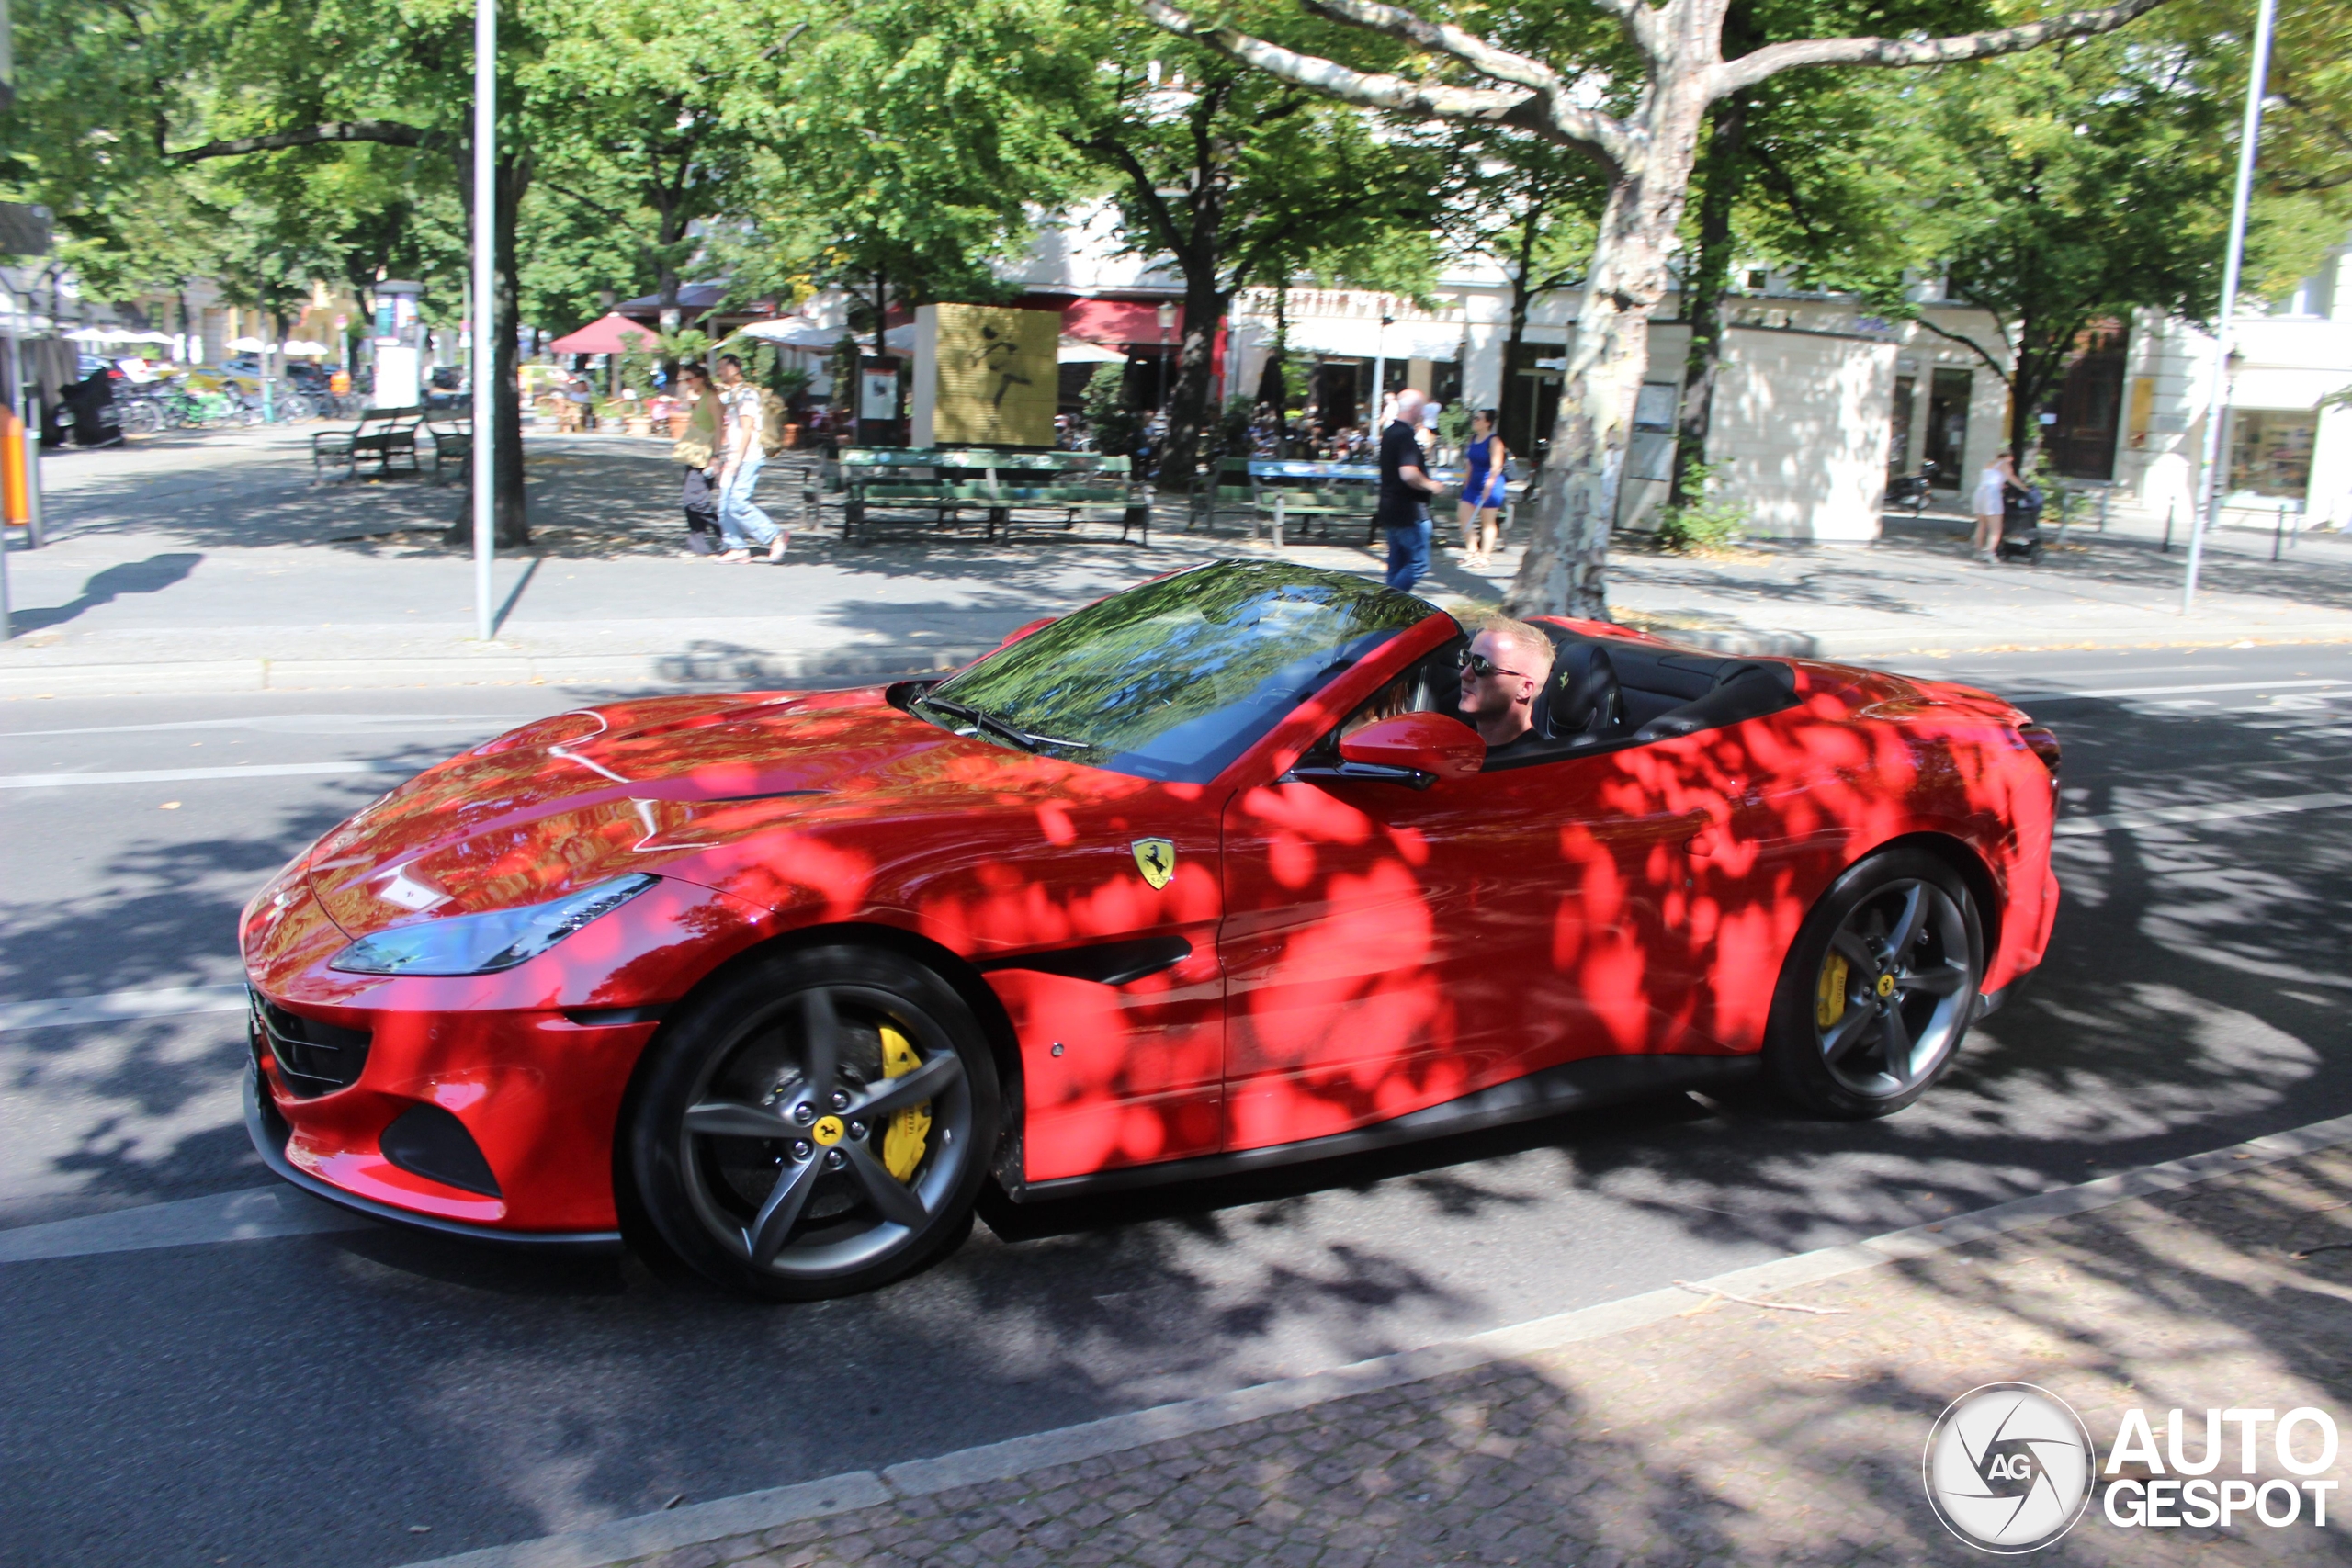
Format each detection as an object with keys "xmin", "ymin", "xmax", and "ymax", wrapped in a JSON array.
[{"xmin": 242, "ymin": 560, "xmax": 2060, "ymax": 1298}]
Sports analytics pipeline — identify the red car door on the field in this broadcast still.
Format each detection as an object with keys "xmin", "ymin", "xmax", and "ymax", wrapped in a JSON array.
[{"xmin": 1218, "ymin": 741, "xmax": 1711, "ymax": 1152}]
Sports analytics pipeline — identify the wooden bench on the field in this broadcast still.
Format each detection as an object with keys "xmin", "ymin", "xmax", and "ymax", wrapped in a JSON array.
[
  {"xmin": 839, "ymin": 447, "xmax": 1151, "ymax": 547},
  {"xmin": 312, "ymin": 406, "xmax": 424, "ymax": 481},
  {"xmin": 1247, "ymin": 457, "xmax": 1465, "ymax": 547},
  {"xmin": 424, "ymin": 412, "xmax": 471, "ymax": 485},
  {"xmin": 1189, "ymin": 459, "xmax": 1255, "ymax": 533}
]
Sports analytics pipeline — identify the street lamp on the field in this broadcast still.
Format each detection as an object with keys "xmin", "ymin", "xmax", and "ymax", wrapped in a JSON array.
[
  {"xmin": 469, "ymin": 0, "xmax": 495, "ymax": 640},
  {"xmin": 2183, "ymin": 0, "xmax": 2276, "ymax": 613}
]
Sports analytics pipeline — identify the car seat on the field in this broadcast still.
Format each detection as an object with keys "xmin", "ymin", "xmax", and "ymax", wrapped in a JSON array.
[{"xmin": 1532, "ymin": 641, "xmax": 1624, "ymax": 743}]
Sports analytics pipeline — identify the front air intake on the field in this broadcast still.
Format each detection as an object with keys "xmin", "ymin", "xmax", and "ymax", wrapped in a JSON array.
[{"xmin": 250, "ymin": 993, "xmax": 370, "ymax": 1098}]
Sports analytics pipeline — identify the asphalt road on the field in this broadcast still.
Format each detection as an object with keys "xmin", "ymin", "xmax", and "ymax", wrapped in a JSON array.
[{"xmin": 4, "ymin": 641, "xmax": 2349, "ymax": 1568}]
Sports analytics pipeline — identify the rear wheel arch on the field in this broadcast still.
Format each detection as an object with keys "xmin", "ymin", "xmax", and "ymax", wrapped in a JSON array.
[{"xmin": 1876, "ymin": 830, "xmax": 2003, "ymax": 964}]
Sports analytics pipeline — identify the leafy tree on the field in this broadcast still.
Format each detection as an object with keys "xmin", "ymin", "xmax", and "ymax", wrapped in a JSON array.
[
  {"xmin": 1062, "ymin": 0, "xmax": 1443, "ymax": 488},
  {"xmin": 1143, "ymin": 0, "xmax": 2184, "ymax": 616},
  {"xmin": 1857, "ymin": 35, "xmax": 2335, "ymax": 459}
]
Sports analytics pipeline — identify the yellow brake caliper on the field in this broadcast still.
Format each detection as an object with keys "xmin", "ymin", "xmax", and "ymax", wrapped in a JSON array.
[
  {"xmin": 1815, "ymin": 951, "xmax": 1850, "ymax": 1030},
  {"xmin": 878, "ymin": 1025, "xmax": 933, "ymax": 1182}
]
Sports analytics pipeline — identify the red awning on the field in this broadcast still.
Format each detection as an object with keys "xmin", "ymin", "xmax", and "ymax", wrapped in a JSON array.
[
  {"xmin": 1061, "ymin": 299, "xmax": 1185, "ymax": 346},
  {"xmin": 547, "ymin": 313, "xmax": 661, "ymax": 355}
]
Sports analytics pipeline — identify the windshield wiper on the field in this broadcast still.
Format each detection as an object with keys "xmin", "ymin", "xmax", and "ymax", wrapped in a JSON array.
[{"xmin": 915, "ymin": 693, "xmax": 1089, "ymax": 754}]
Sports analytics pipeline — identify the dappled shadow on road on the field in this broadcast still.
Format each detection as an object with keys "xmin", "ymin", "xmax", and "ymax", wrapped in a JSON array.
[{"xmin": 2, "ymin": 679, "xmax": 2348, "ymax": 1567}]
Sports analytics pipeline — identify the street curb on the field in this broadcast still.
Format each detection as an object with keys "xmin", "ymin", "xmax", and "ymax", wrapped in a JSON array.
[
  {"xmin": 0, "ymin": 645, "xmax": 999, "ymax": 699},
  {"xmin": 13, "ymin": 626, "xmax": 2352, "ymax": 698},
  {"xmin": 391, "ymin": 1110, "xmax": 2352, "ymax": 1568}
]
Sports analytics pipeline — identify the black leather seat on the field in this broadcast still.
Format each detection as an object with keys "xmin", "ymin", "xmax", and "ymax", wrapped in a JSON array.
[{"xmin": 1533, "ymin": 641, "xmax": 1624, "ymax": 742}]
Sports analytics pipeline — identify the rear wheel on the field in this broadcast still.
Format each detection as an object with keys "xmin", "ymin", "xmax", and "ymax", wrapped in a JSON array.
[
  {"xmin": 1765, "ymin": 848, "xmax": 1984, "ymax": 1118},
  {"xmin": 627, "ymin": 944, "xmax": 998, "ymax": 1300}
]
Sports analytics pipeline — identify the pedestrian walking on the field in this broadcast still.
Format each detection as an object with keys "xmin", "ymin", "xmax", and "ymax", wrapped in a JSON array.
[
  {"xmin": 673, "ymin": 363, "xmax": 724, "ymax": 556},
  {"xmin": 1456, "ymin": 408, "xmax": 1509, "ymax": 568},
  {"xmin": 713, "ymin": 354, "xmax": 786, "ymax": 564},
  {"xmin": 1973, "ymin": 450, "xmax": 2021, "ymax": 563},
  {"xmin": 1377, "ymin": 388, "xmax": 1442, "ymax": 592}
]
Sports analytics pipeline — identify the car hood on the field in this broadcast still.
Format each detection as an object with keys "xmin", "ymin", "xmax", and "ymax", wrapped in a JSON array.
[{"xmin": 305, "ymin": 688, "xmax": 1040, "ymax": 938}]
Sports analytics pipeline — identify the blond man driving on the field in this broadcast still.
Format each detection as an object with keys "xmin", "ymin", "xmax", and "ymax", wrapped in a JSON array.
[{"xmin": 1456, "ymin": 617, "xmax": 1555, "ymax": 754}]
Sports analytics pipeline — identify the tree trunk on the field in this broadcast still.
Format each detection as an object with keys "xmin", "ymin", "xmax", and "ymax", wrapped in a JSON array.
[
  {"xmin": 1499, "ymin": 218, "xmax": 1539, "ymax": 440},
  {"xmin": 1156, "ymin": 272, "xmax": 1226, "ymax": 491},
  {"xmin": 1669, "ymin": 93, "xmax": 1747, "ymax": 510},
  {"xmin": 1504, "ymin": 97, "xmax": 1704, "ymax": 620},
  {"xmin": 447, "ymin": 150, "xmax": 532, "ymax": 550}
]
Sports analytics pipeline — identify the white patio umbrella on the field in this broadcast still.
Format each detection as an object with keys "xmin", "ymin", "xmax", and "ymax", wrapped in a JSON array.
[
  {"xmin": 737, "ymin": 316, "xmax": 848, "ymax": 349},
  {"xmin": 279, "ymin": 339, "xmax": 330, "ymax": 355},
  {"xmin": 1057, "ymin": 334, "xmax": 1128, "ymax": 364},
  {"xmin": 228, "ymin": 335, "xmax": 268, "ymax": 353},
  {"xmin": 64, "ymin": 326, "xmax": 122, "ymax": 344}
]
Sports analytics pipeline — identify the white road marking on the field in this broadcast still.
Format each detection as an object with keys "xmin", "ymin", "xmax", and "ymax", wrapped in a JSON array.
[
  {"xmin": 0, "ymin": 760, "xmax": 408, "ymax": 788},
  {"xmin": 2012, "ymin": 678, "xmax": 2346, "ymax": 701},
  {"xmin": 0, "ymin": 1186, "xmax": 369, "ymax": 1263},
  {"xmin": 5, "ymin": 714, "xmax": 518, "ymax": 738},
  {"xmin": 0, "ymin": 984, "xmax": 250, "ymax": 1031},
  {"xmin": 2054, "ymin": 792, "xmax": 2352, "ymax": 838}
]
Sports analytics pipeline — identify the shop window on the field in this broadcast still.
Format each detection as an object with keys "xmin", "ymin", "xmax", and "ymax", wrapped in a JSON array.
[{"xmin": 2227, "ymin": 410, "xmax": 2317, "ymax": 499}]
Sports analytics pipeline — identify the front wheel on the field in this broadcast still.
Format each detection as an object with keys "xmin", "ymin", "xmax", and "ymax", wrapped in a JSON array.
[
  {"xmin": 626, "ymin": 944, "xmax": 1000, "ymax": 1300},
  {"xmin": 1764, "ymin": 848, "xmax": 1984, "ymax": 1119}
]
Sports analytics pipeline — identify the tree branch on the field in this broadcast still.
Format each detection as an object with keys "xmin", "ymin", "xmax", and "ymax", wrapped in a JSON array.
[
  {"xmin": 1910, "ymin": 312, "xmax": 2013, "ymax": 385},
  {"xmin": 1712, "ymin": 0, "xmax": 2174, "ymax": 96},
  {"xmin": 1302, "ymin": 0, "xmax": 1570, "ymax": 96},
  {"xmin": 1134, "ymin": 0, "xmax": 1629, "ymax": 171},
  {"xmin": 169, "ymin": 119, "xmax": 430, "ymax": 162}
]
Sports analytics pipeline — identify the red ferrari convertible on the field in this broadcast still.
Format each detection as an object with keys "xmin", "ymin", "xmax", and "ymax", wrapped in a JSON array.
[{"xmin": 242, "ymin": 560, "xmax": 2060, "ymax": 1298}]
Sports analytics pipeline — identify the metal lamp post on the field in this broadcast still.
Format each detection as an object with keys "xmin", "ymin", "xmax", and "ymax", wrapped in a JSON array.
[
  {"xmin": 470, "ymin": 0, "xmax": 496, "ymax": 641},
  {"xmin": 2183, "ymin": 0, "xmax": 2278, "ymax": 614}
]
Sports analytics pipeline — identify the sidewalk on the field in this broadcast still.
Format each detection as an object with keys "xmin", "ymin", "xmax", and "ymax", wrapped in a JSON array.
[
  {"xmin": 6, "ymin": 429, "xmax": 2352, "ymax": 696},
  {"xmin": 413, "ymin": 1128, "xmax": 2352, "ymax": 1568}
]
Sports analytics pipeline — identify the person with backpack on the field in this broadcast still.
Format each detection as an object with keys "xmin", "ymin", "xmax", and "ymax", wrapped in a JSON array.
[{"xmin": 713, "ymin": 354, "xmax": 786, "ymax": 563}]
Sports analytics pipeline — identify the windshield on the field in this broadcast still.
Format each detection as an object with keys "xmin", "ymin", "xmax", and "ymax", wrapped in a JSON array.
[{"xmin": 920, "ymin": 562, "xmax": 1442, "ymax": 783}]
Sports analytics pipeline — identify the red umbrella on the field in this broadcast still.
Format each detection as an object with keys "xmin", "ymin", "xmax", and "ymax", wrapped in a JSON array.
[{"xmin": 547, "ymin": 313, "xmax": 659, "ymax": 355}]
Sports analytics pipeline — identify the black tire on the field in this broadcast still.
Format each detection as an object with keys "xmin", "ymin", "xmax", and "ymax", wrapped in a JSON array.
[
  {"xmin": 626, "ymin": 943, "xmax": 999, "ymax": 1300},
  {"xmin": 1764, "ymin": 847, "xmax": 1984, "ymax": 1119}
]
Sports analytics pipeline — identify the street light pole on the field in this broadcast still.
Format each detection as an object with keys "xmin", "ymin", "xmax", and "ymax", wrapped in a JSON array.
[
  {"xmin": 470, "ymin": 0, "xmax": 496, "ymax": 641},
  {"xmin": 2183, "ymin": 0, "xmax": 2277, "ymax": 614}
]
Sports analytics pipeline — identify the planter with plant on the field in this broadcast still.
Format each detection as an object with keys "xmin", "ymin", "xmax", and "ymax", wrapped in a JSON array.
[{"xmin": 1652, "ymin": 461, "xmax": 1748, "ymax": 554}]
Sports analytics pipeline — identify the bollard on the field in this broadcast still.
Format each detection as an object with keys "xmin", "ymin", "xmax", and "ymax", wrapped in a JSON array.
[
  {"xmin": 2274, "ymin": 505, "xmax": 2285, "ymax": 561},
  {"xmin": 23, "ymin": 399, "xmax": 43, "ymax": 549},
  {"xmin": 2162, "ymin": 499, "xmax": 2174, "ymax": 553}
]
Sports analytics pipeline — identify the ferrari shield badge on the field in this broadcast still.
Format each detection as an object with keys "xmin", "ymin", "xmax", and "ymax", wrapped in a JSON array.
[{"xmin": 1132, "ymin": 838, "xmax": 1177, "ymax": 890}]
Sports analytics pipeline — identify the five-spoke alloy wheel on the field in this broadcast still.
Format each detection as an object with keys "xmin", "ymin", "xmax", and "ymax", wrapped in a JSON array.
[
  {"xmin": 1766, "ymin": 848, "xmax": 1984, "ymax": 1118},
  {"xmin": 627, "ymin": 944, "xmax": 1000, "ymax": 1299}
]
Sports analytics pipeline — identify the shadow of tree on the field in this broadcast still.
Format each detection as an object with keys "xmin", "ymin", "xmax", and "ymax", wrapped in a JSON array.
[
  {"xmin": 7, "ymin": 552, "xmax": 203, "ymax": 633},
  {"xmin": 1, "ymin": 657, "xmax": 2347, "ymax": 1566}
]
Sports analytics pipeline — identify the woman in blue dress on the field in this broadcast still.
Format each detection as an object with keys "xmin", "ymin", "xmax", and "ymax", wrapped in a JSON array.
[{"xmin": 1455, "ymin": 408, "xmax": 1509, "ymax": 567}]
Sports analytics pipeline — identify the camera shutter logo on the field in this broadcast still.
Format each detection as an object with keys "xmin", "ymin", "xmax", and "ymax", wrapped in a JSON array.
[{"xmin": 1923, "ymin": 1382, "xmax": 2096, "ymax": 1552}]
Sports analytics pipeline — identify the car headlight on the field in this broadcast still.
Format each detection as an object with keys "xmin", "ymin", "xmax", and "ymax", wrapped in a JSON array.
[{"xmin": 329, "ymin": 874, "xmax": 659, "ymax": 976}]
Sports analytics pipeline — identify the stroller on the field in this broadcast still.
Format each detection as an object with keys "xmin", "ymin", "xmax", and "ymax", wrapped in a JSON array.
[{"xmin": 1996, "ymin": 482, "xmax": 2046, "ymax": 563}]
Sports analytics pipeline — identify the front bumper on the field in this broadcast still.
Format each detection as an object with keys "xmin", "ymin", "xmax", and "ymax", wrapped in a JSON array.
[{"xmin": 243, "ymin": 1063, "xmax": 623, "ymax": 1249}]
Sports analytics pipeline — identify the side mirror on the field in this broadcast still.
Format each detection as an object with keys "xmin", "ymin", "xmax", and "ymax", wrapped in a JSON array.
[{"xmin": 1335, "ymin": 713, "xmax": 1486, "ymax": 785}]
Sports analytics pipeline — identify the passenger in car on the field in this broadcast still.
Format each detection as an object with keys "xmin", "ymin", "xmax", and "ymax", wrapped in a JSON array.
[{"xmin": 1455, "ymin": 618, "xmax": 1556, "ymax": 757}]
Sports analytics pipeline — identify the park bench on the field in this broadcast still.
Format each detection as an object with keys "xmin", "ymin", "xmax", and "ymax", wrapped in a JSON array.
[
  {"xmin": 312, "ymin": 406, "xmax": 424, "ymax": 481},
  {"xmin": 838, "ymin": 447, "xmax": 1151, "ymax": 547},
  {"xmin": 424, "ymin": 412, "xmax": 471, "ymax": 486},
  {"xmin": 1246, "ymin": 457, "xmax": 1467, "ymax": 547},
  {"xmin": 1188, "ymin": 459, "xmax": 1255, "ymax": 533}
]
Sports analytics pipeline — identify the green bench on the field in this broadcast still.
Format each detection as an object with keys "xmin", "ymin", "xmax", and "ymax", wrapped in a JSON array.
[
  {"xmin": 312, "ymin": 405, "xmax": 424, "ymax": 481},
  {"xmin": 1245, "ymin": 458, "xmax": 1464, "ymax": 547},
  {"xmin": 838, "ymin": 447, "xmax": 1151, "ymax": 547}
]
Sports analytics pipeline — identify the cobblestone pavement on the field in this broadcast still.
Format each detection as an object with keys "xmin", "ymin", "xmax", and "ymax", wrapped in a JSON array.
[{"xmin": 628, "ymin": 1149, "xmax": 2352, "ymax": 1568}]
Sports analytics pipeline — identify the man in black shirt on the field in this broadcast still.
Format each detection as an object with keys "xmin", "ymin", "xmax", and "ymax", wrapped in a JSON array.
[{"xmin": 1376, "ymin": 389, "xmax": 1442, "ymax": 591}]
